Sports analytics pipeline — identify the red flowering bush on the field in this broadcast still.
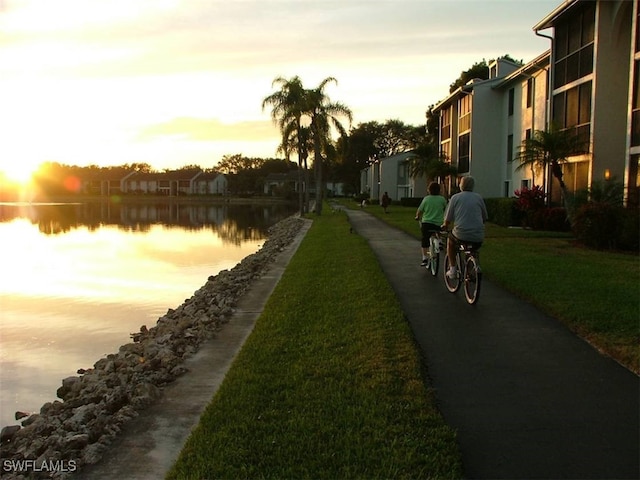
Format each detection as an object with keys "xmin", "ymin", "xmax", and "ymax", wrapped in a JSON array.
[
  {"xmin": 514, "ymin": 185, "xmax": 546, "ymax": 212},
  {"xmin": 513, "ymin": 186, "xmax": 547, "ymax": 228}
]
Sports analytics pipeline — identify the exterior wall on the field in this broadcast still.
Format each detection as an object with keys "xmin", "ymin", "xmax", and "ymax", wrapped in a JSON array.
[
  {"xmin": 628, "ymin": 0, "xmax": 640, "ymax": 206},
  {"xmin": 377, "ymin": 152, "xmax": 420, "ymax": 201},
  {"xmin": 468, "ymin": 81, "xmax": 506, "ymax": 198},
  {"xmin": 501, "ymin": 56, "xmax": 551, "ymax": 197},
  {"xmin": 378, "ymin": 157, "xmax": 399, "ymax": 201},
  {"xmin": 591, "ymin": 0, "xmax": 633, "ymax": 184},
  {"xmin": 543, "ymin": 0, "xmax": 633, "ymax": 202},
  {"xmin": 360, "ymin": 167, "xmax": 371, "ymax": 196},
  {"xmin": 411, "ymin": 176, "xmax": 428, "ymax": 198},
  {"xmin": 435, "ymin": 60, "xmax": 524, "ymax": 199}
]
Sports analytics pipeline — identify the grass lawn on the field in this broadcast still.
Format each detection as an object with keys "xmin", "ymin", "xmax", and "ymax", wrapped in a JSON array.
[
  {"xmin": 167, "ymin": 209, "xmax": 463, "ymax": 479},
  {"xmin": 352, "ymin": 199, "xmax": 639, "ymax": 374}
]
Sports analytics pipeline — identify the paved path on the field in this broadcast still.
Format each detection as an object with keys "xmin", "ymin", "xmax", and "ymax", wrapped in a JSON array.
[{"xmin": 345, "ymin": 208, "xmax": 639, "ymax": 479}]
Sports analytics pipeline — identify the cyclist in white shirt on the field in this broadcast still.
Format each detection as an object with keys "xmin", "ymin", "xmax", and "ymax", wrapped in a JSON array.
[{"xmin": 442, "ymin": 176, "xmax": 488, "ymax": 279}]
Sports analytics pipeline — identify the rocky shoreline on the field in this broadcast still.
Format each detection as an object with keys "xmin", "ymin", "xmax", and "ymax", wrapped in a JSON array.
[{"xmin": 0, "ymin": 215, "xmax": 305, "ymax": 479}]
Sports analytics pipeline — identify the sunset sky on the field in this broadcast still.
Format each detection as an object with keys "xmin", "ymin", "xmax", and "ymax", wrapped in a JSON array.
[{"xmin": 0, "ymin": 0, "xmax": 560, "ymax": 180}]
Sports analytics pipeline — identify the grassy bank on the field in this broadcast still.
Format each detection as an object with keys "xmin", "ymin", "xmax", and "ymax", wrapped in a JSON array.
[
  {"xmin": 167, "ymin": 210, "xmax": 463, "ymax": 479},
  {"xmin": 356, "ymin": 200, "xmax": 639, "ymax": 374}
]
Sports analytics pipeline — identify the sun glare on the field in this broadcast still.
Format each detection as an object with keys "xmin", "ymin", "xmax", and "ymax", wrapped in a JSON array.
[{"xmin": 1, "ymin": 163, "xmax": 36, "ymax": 184}]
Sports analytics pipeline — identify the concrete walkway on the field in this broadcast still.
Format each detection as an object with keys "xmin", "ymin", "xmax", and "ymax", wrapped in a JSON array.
[{"xmin": 344, "ymin": 208, "xmax": 639, "ymax": 479}]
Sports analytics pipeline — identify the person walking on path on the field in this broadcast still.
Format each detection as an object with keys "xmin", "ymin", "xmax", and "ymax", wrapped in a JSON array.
[
  {"xmin": 415, "ymin": 182, "xmax": 447, "ymax": 266},
  {"xmin": 380, "ymin": 192, "xmax": 391, "ymax": 213},
  {"xmin": 442, "ymin": 176, "xmax": 487, "ymax": 278}
]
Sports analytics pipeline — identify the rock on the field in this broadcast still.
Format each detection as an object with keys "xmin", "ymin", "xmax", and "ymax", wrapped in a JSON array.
[
  {"xmin": 63, "ymin": 433, "xmax": 89, "ymax": 450},
  {"xmin": 14, "ymin": 411, "xmax": 29, "ymax": 421},
  {"xmin": 57, "ymin": 376, "xmax": 81, "ymax": 400},
  {"xmin": 1, "ymin": 425, "xmax": 21, "ymax": 444},
  {"xmin": 21, "ymin": 414, "xmax": 39, "ymax": 427}
]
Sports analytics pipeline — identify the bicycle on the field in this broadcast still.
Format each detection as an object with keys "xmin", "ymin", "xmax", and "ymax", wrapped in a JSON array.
[
  {"xmin": 442, "ymin": 233, "xmax": 482, "ymax": 305},
  {"xmin": 423, "ymin": 230, "xmax": 444, "ymax": 276}
]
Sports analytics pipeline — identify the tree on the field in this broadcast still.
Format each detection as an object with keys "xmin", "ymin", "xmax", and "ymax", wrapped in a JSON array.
[
  {"xmin": 305, "ymin": 77, "xmax": 352, "ymax": 215},
  {"xmin": 512, "ymin": 123, "xmax": 586, "ymax": 219},
  {"xmin": 375, "ymin": 119, "xmax": 420, "ymax": 158},
  {"xmin": 449, "ymin": 55, "xmax": 523, "ymax": 93},
  {"xmin": 262, "ymin": 76, "xmax": 309, "ymax": 214},
  {"xmin": 279, "ymin": 121, "xmax": 312, "ymax": 212}
]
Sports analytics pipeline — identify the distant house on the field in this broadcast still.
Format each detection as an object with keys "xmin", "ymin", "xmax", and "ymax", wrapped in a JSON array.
[
  {"xmin": 193, "ymin": 172, "xmax": 227, "ymax": 195},
  {"xmin": 81, "ymin": 168, "xmax": 137, "ymax": 195},
  {"xmin": 124, "ymin": 169, "xmax": 202, "ymax": 195},
  {"xmin": 263, "ymin": 171, "xmax": 303, "ymax": 195},
  {"xmin": 360, "ymin": 151, "xmax": 427, "ymax": 202}
]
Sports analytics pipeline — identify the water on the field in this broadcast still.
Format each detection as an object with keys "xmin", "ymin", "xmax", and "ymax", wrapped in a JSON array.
[{"xmin": 0, "ymin": 200, "xmax": 296, "ymax": 428}]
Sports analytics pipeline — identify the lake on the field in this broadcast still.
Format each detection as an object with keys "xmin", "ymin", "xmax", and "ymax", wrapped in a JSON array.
[{"xmin": 0, "ymin": 200, "xmax": 297, "ymax": 428}]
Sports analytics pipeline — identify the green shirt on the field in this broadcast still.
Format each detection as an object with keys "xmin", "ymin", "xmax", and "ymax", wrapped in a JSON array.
[{"xmin": 417, "ymin": 195, "xmax": 447, "ymax": 225}]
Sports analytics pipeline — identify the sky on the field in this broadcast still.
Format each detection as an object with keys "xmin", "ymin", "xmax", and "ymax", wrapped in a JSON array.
[{"xmin": 0, "ymin": 0, "xmax": 561, "ymax": 180}]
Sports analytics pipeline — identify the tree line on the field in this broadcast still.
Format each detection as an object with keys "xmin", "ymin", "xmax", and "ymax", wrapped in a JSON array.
[{"xmin": 9, "ymin": 55, "xmax": 589, "ymax": 211}]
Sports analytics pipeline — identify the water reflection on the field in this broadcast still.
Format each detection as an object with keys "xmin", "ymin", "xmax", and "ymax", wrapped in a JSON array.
[
  {"xmin": 0, "ymin": 201, "xmax": 296, "ymax": 428},
  {"xmin": 0, "ymin": 201, "xmax": 293, "ymax": 244}
]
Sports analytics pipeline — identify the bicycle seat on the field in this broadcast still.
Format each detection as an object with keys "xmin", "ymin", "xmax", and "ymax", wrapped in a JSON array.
[{"xmin": 460, "ymin": 241, "xmax": 482, "ymax": 251}]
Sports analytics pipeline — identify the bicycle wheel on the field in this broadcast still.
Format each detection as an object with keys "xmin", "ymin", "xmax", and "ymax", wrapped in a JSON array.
[
  {"xmin": 463, "ymin": 254, "xmax": 482, "ymax": 304},
  {"xmin": 443, "ymin": 252, "xmax": 461, "ymax": 293},
  {"xmin": 429, "ymin": 238, "xmax": 439, "ymax": 276}
]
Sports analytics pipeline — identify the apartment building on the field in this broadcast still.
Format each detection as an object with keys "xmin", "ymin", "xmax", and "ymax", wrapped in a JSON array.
[
  {"xmin": 534, "ymin": 0, "xmax": 636, "ymax": 205},
  {"xmin": 433, "ymin": 58, "xmax": 523, "ymax": 198},
  {"xmin": 360, "ymin": 151, "xmax": 427, "ymax": 202},
  {"xmin": 431, "ymin": 0, "xmax": 637, "ymax": 205}
]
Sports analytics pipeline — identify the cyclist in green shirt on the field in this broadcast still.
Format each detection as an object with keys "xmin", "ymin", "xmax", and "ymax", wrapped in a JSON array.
[{"xmin": 415, "ymin": 182, "xmax": 447, "ymax": 266}]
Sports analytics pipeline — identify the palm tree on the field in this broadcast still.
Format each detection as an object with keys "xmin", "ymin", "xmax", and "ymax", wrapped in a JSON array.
[
  {"xmin": 278, "ymin": 122, "xmax": 312, "ymax": 212},
  {"xmin": 305, "ymin": 77, "xmax": 352, "ymax": 215},
  {"xmin": 512, "ymin": 124, "xmax": 586, "ymax": 212},
  {"xmin": 408, "ymin": 142, "xmax": 457, "ymax": 196},
  {"xmin": 262, "ymin": 76, "xmax": 308, "ymax": 214}
]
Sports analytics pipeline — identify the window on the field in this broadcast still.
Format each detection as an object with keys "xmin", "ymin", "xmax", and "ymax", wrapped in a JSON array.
[
  {"xmin": 629, "ymin": 155, "xmax": 639, "ymax": 208},
  {"xmin": 508, "ymin": 88, "xmax": 515, "ymax": 116},
  {"xmin": 459, "ymin": 94, "xmax": 471, "ymax": 132},
  {"xmin": 553, "ymin": 2, "xmax": 595, "ymax": 88},
  {"xmin": 552, "ymin": 81, "xmax": 592, "ymax": 153},
  {"xmin": 458, "ymin": 133, "xmax": 470, "ymax": 173},
  {"xmin": 636, "ymin": 3, "xmax": 640, "ymax": 54},
  {"xmin": 633, "ymin": 61, "xmax": 640, "ymax": 147},
  {"xmin": 397, "ymin": 163, "xmax": 408, "ymax": 185},
  {"xmin": 506, "ymin": 134, "xmax": 513, "ymax": 180},
  {"xmin": 441, "ymin": 141, "xmax": 451, "ymax": 161},
  {"xmin": 526, "ymin": 78, "xmax": 533, "ymax": 108},
  {"xmin": 441, "ymin": 107, "xmax": 452, "ymax": 141}
]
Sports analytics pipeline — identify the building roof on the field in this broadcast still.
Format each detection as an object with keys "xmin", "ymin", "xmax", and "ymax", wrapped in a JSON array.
[
  {"xmin": 81, "ymin": 169, "xmax": 137, "ymax": 181},
  {"xmin": 380, "ymin": 151, "xmax": 420, "ymax": 163},
  {"xmin": 129, "ymin": 169, "xmax": 203, "ymax": 181},
  {"xmin": 533, "ymin": 0, "xmax": 580, "ymax": 31},
  {"xmin": 494, "ymin": 50, "xmax": 551, "ymax": 90}
]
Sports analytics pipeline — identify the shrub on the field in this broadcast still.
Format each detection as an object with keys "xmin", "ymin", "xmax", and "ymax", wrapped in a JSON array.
[
  {"xmin": 572, "ymin": 203, "xmax": 639, "ymax": 250},
  {"xmin": 618, "ymin": 207, "xmax": 639, "ymax": 251},
  {"xmin": 514, "ymin": 186, "xmax": 546, "ymax": 228},
  {"xmin": 484, "ymin": 197, "xmax": 521, "ymax": 226},
  {"xmin": 529, "ymin": 207, "xmax": 570, "ymax": 231},
  {"xmin": 400, "ymin": 197, "xmax": 423, "ymax": 207}
]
